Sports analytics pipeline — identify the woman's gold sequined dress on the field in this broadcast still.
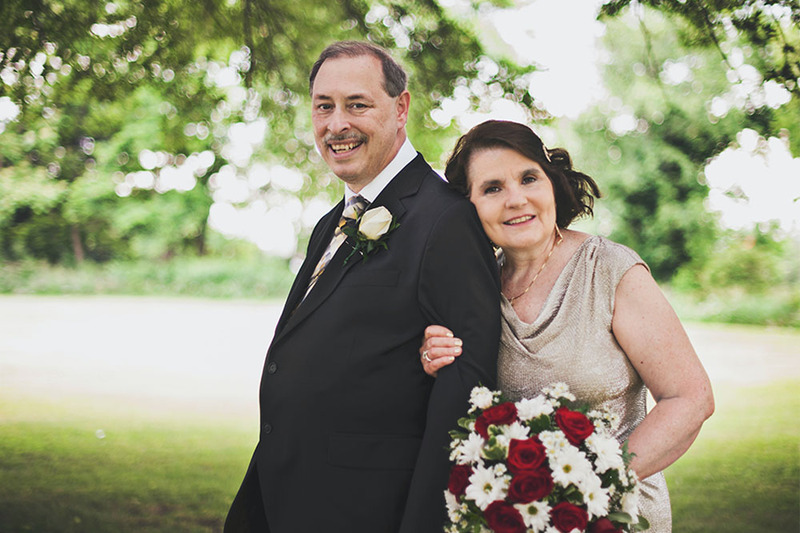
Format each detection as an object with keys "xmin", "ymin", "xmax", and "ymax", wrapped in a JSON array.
[{"xmin": 498, "ymin": 235, "xmax": 671, "ymax": 532}]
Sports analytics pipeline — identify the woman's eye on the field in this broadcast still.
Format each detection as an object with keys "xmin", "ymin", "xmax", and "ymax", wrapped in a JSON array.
[
  {"xmin": 522, "ymin": 175, "xmax": 538, "ymax": 184},
  {"xmin": 484, "ymin": 186, "xmax": 501, "ymax": 194}
]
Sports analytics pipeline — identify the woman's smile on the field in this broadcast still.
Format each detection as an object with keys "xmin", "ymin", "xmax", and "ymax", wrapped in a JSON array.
[{"xmin": 504, "ymin": 214, "xmax": 535, "ymax": 225}]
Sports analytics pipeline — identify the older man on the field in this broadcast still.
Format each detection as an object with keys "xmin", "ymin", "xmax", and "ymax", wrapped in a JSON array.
[{"xmin": 225, "ymin": 41, "xmax": 500, "ymax": 533}]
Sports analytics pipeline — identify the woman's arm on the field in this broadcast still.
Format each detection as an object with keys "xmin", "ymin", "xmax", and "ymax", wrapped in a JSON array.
[{"xmin": 612, "ymin": 264, "xmax": 715, "ymax": 479}]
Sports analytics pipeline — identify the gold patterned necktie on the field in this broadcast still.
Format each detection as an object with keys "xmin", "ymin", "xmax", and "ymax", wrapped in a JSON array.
[{"xmin": 304, "ymin": 195, "xmax": 368, "ymax": 298}]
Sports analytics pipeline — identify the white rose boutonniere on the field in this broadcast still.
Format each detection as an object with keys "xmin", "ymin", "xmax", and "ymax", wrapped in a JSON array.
[
  {"xmin": 359, "ymin": 207, "xmax": 393, "ymax": 240},
  {"xmin": 342, "ymin": 206, "xmax": 399, "ymax": 264}
]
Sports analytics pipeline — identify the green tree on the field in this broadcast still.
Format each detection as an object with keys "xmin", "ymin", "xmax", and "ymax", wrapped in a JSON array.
[
  {"xmin": 0, "ymin": 0, "xmax": 534, "ymax": 263},
  {"xmin": 549, "ymin": 3, "xmax": 797, "ymax": 288},
  {"xmin": 600, "ymin": 0, "xmax": 800, "ymax": 153}
]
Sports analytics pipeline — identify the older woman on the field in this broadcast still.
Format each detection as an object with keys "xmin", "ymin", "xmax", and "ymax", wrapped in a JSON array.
[{"xmin": 420, "ymin": 120, "xmax": 714, "ymax": 532}]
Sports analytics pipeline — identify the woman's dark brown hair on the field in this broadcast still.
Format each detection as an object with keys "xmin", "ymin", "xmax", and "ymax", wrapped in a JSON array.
[{"xmin": 444, "ymin": 120, "xmax": 601, "ymax": 228}]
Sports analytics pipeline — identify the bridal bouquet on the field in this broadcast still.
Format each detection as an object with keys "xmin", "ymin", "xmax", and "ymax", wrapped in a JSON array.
[{"xmin": 445, "ymin": 383, "xmax": 649, "ymax": 533}]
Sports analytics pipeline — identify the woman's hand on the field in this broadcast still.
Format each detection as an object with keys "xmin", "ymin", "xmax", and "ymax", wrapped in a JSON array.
[{"xmin": 419, "ymin": 325, "xmax": 463, "ymax": 377}]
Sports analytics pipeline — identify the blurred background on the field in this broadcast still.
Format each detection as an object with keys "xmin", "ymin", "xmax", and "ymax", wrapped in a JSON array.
[{"xmin": 1, "ymin": 0, "xmax": 798, "ymax": 531}]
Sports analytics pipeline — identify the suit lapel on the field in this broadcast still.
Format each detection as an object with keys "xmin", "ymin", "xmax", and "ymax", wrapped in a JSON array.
[
  {"xmin": 272, "ymin": 154, "xmax": 429, "ymax": 346},
  {"xmin": 273, "ymin": 202, "xmax": 343, "ymax": 336}
]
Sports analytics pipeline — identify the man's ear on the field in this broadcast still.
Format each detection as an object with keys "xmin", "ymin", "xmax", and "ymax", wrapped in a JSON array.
[{"xmin": 396, "ymin": 90, "xmax": 410, "ymax": 128}]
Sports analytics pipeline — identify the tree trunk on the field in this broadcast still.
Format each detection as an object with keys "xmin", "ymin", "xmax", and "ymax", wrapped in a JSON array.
[{"xmin": 71, "ymin": 225, "xmax": 85, "ymax": 263}]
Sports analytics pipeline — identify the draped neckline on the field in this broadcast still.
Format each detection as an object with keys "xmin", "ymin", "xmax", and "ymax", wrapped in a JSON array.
[{"xmin": 500, "ymin": 234, "xmax": 598, "ymax": 328}]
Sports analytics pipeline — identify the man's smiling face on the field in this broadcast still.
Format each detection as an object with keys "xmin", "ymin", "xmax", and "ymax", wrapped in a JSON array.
[{"xmin": 311, "ymin": 54, "xmax": 409, "ymax": 192}]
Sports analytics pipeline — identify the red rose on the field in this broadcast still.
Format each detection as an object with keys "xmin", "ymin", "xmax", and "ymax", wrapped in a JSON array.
[
  {"xmin": 589, "ymin": 517, "xmax": 623, "ymax": 533},
  {"xmin": 484, "ymin": 500, "xmax": 527, "ymax": 533},
  {"xmin": 507, "ymin": 437, "xmax": 547, "ymax": 473},
  {"xmin": 554, "ymin": 407, "xmax": 594, "ymax": 445},
  {"xmin": 507, "ymin": 468, "xmax": 554, "ymax": 503},
  {"xmin": 475, "ymin": 402, "xmax": 518, "ymax": 438},
  {"xmin": 448, "ymin": 464, "xmax": 472, "ymax": 497},
  {"xmin": 550, "ymin": 502, "xmax": 589, "ymax": 533}
]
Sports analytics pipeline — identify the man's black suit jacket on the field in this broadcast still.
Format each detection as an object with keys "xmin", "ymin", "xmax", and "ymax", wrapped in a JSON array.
[{"xmin": 225, "ymin": 154, "xmax": 501, "ymax": 533}]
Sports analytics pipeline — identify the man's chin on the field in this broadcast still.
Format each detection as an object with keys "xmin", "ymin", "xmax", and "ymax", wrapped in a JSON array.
[{"xmin": 329, "ymin": 165, "xmax": 367, "ymax": 185}]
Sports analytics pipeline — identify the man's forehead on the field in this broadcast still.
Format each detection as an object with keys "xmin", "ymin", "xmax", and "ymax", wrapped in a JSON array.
[{"xmin": 312, "ymin": 56, "xmax": 384, "ymax": 95}]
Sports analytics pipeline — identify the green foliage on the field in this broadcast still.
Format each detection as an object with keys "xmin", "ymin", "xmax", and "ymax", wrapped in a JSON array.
[
  {"xmin": 2, "ymin": 0, "xmax": 797, "ymax": 321},
  {"xmin": 0, "ymin": 0, "xmax": 535, "ymax": 264},
  {"xmin": 666, "ymin": 228, "xmax": 800, "ymax": 327},
  {"xmin": 668, "ymin": 286, "xmax": 800, "ymax": 328},
  {"xmin": 567, "ymin": 11, "xmax": 730, "ymax": 279},
  {"xmin": 706, "ymin": 232, "xmax": 785, "ymax": 292},
  {"xmin": 567, "ymin": 7, "xmax": 799, "ymax": 290},
  {"xmin": 599, "ymin": 0, "xmax": 800, "ymax": 150},
  {"xmin": 600, "ymin": 0, "xmax": 800, "ymax": 103},
  {"xmin": 0, "ymin": 254, "xmax": 295, "ymax": 300}
]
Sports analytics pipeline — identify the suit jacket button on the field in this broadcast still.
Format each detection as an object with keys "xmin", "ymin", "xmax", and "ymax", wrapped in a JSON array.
[
  {"xmin": 267, "ymin": 362, "xmax": 278, "ymax": 374},
  {"xmin": 263, "ymin": 423, "xmax": 273, "ymax": 434}
]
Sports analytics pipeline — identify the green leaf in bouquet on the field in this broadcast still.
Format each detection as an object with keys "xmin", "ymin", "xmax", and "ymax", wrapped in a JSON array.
[
  {"xmin": 561, "ymin": 483, "xmax": 584, "ymax": 505},
  {"xmin": 449, "ymin": 429, "xmax": 469, "ymax": 440},
  {"xmin": 632, "ymin": 515, "xmax": 651, "ymax": 531},
  {"xmin": 600, "ymin": 468, "xmax": 622, "ymax": 488},
  {"xmin": 608, "ymin": 511, "xmax": 634, "ymax": 523},
  {"xmin": 487, "ymin": 425, "xmax": 504, "ymax": 437},
  {"xmin": 483, "ymin": 437, "xmax": 507, "ymax": 461},
  {"xmin": 457, "ymin": 417, "xmax": 474, "ymax": 430},
  {"xmin": 621, "ymin": 440, "xmax": 637, "ymax": 465},
  {"xmin": 527, "ymin": 414, "xmax": 553, "ymax": 433},
  {"xmin": 466, "ymin": 521, "xmax": 485, "ymax": 533}
]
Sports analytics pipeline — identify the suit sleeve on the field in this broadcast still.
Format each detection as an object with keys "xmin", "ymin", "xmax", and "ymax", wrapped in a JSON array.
[{"xmin": 400, "ymin": 199, "xmax": 501, "ymax": 532}]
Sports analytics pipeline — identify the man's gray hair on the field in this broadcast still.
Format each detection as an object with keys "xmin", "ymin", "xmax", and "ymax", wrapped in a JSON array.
[{"xmin": 309, "ymin": 41, "xmax": 408, "ymax": 97}]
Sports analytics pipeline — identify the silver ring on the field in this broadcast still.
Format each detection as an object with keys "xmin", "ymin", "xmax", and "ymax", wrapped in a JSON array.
[{"xmin": 423, "ymin": 351, "xmax": 431, "ymax": 363}]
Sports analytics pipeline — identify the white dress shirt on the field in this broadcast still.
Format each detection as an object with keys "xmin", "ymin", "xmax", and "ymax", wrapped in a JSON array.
[{"xmin": 343, "ymin": 137, "xmax": 417, "ymax": 205}]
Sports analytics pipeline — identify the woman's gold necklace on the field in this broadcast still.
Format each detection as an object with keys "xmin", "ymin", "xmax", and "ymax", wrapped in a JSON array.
[{"xmin": 505, "ymin": 227, "xmax": 564, "ymax": 305}]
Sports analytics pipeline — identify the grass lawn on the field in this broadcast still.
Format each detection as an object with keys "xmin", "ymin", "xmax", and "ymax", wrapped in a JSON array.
[
  {"xmin": 666, "ymin": 379, "xmax": 800, "ymax": 533},
  {"xmin": 1, "ymin": 380, "xmax": 798, "ymax": 532},
  {"xmin": 0, "ymin": 394, "xmax": 256, "ymax": 533}
]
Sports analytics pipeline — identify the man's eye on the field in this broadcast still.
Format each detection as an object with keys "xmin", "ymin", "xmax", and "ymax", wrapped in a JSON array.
[{"xmin": 484, "ymin": 186, "xmax": 500, "ymax": 194}]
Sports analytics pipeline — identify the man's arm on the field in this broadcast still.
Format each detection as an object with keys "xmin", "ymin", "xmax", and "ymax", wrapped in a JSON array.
[{"xmin": 400, "ymin": 199, "xmax": 501, "ymax": 532}]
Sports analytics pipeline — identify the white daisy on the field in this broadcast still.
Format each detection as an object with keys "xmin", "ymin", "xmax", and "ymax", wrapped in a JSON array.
[
  {"xmin": 495, "ymin": 421, "xmax": 531, "ymax": 449},
  {"xmin": 444, "ymin": 490, "xmax": 464, "ymax": 523},
  {"xmin": 620, "ymin": 465, "xmax": 639, "ymax": 488},
  {"xmin": 516, "ymin": 395, "xmax": 554, "ymax": 421},
  {"xmin": 550, "ymin": 446, "xmax": 594, "ymax": 488},
  {"xmin": 539, "ymin": 430, "xmax": 571, "ymax": 459},
  {"xmin": 621, "ymin": 486, "xmax": 640, "ymax": 522},
  {"xmin": 465, "ymin": 463, "xmax": 509, "ymax": 510},
  {"xmin": 579, "ymin": 472, "xmax": 611, "ymax": 518},
  {"xmin": 543, "ymin": 382, "xmax": 576, "ymax": 402},
  {"xmin": 514, "ymin": 500, "xmax": 552, "ymax": 532},
  {"xmin": 469, "ymin": 386, "xmax": 496, "ymax": 412},
  {"xmin": 585, "ymin": 433, "xmax": 625, "ymax": 473},
  {"xmin": 454, "ymin": 432, "xmax": 485, "ymax": 464}
]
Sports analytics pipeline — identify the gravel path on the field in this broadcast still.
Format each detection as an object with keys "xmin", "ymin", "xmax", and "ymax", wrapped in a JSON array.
[{"xmin": 2, "ymin": 295, "xmax": 798, "ymax": 420}]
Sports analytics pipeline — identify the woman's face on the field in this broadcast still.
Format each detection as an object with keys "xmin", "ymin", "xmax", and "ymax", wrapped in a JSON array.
[{"xmin": 466, "ymin": 147, "xmax": 557, "ymax": 253}]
